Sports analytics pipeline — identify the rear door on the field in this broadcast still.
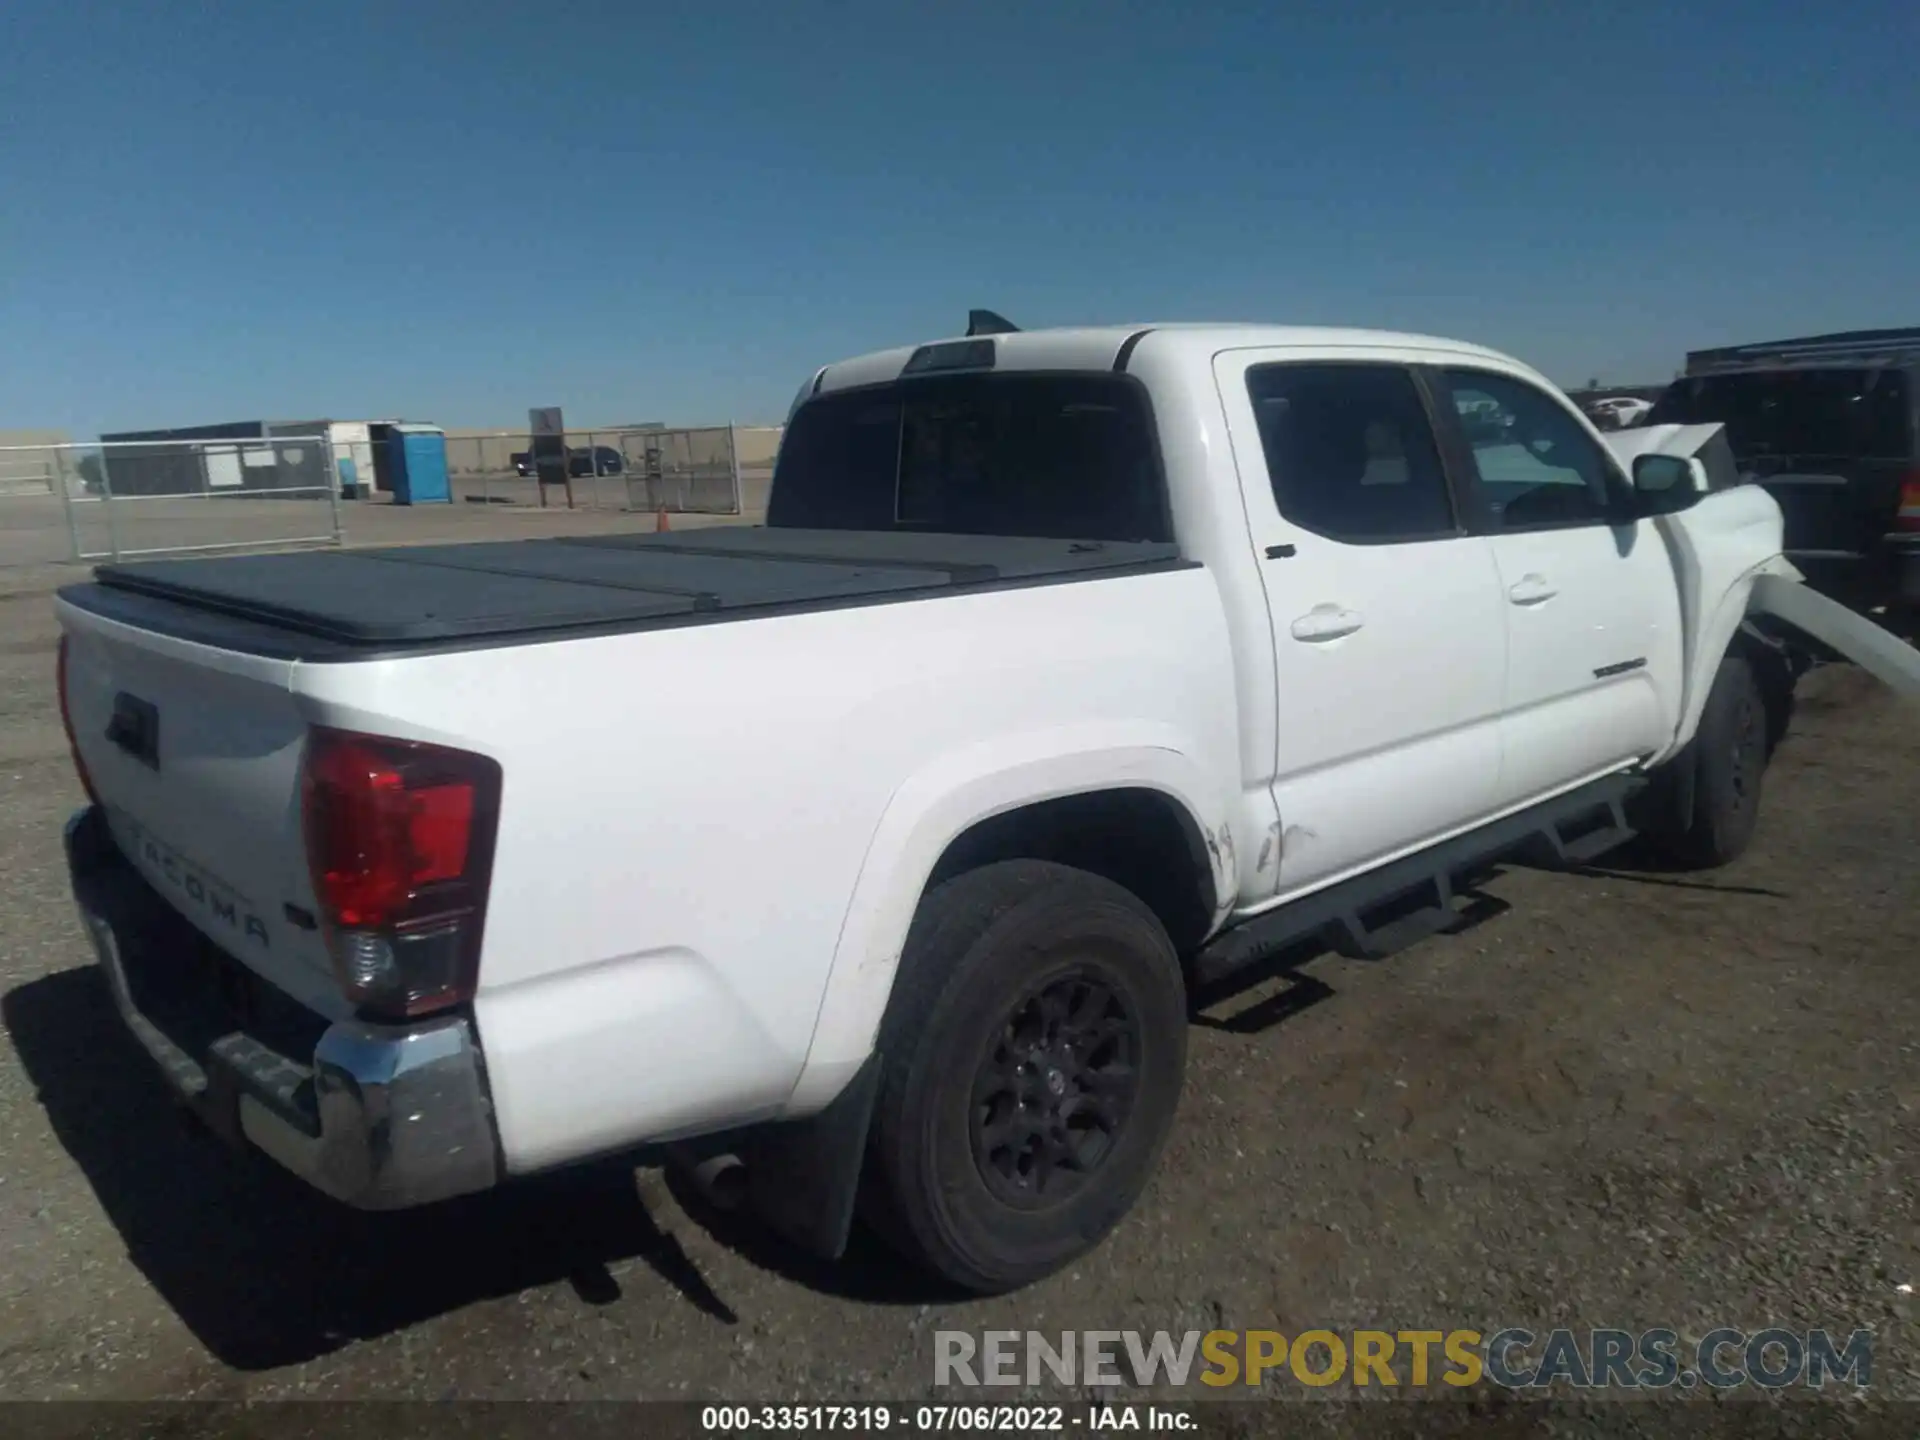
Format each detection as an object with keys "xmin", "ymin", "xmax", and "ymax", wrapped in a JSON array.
[
  {"xmin": 1430, "ymin": 367, "xmax": 1683, "ymax": 809},
  {"xmin": 1213, "ymin": 350, "xmax": 1508, "ymax": 898}
]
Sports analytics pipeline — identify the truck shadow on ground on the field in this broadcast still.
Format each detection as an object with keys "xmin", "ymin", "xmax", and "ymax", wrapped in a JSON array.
[
  {"xmin": 3, "ymin": 965, "xmax": 928, "ymax": 1371},
  {"xmin": 1559, "ymin": 850, "xmax": 1790, "ymax": 898},
  {"xmin": 656, "ymin": 1171, "xmax": 961, "ymax": 1307}
]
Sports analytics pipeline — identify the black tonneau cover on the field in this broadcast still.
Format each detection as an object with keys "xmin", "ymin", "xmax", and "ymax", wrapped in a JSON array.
[{"xmin": 73, "ymin": 529, "xmax": 1185, "ymax": 650}]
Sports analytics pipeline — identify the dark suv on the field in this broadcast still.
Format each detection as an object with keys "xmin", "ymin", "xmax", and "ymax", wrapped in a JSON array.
[
  {"xmin": 568, "ymin": 445, "xmax": 625, "ymax": 478},
  {"xmin": 511, "ymin": 446, "xmax": 625, "ymax": 479},
  {"xmin": 1647, "ymin": 328, "xmax": 1920, "ymax": 620}
]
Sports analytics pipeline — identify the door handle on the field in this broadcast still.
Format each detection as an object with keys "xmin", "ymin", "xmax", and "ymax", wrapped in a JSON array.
[
  {"xmin": 1507, "ymin": 574, "xmax": 1558, "ymax": 606},
  {"xmin": 1290, "ymin": 604, "xmax": 1364, "ymax": 643}
]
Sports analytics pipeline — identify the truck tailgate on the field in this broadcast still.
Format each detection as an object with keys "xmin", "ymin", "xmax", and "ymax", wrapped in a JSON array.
[{"xmin": 57, "ymin": 599, "xmax": 346, "ymax": 1019}]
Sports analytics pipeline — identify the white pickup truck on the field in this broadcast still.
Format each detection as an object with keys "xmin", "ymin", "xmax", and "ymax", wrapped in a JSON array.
[{"xmin": 54, "ymin": 319, "xmax": 1917, "ymax": 1295}]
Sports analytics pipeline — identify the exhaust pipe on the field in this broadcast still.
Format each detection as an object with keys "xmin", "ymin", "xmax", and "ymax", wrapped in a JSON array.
[{"xmin": 667, "ymin": 1147, "xmax": 750, "ymax": 1213}]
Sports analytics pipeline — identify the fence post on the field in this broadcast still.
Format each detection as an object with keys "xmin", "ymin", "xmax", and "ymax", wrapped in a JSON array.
[
  {"xmin": 588, "ymin": 430, "xmax": 601, "ymax": 510},
  {"xmin": 55, "ymin": 447, "xmax": 84, "ymax": 562},
  {"xmin": 100, "ymin": 452, "xmax": 121, "ymax": 563},
  {"xmin": 727, "ymin": 419, "xmax": 743, "ymax": 515},
  {"xmin": 323, "ymin": 436, "xmax": 345, "ymax": 547}
]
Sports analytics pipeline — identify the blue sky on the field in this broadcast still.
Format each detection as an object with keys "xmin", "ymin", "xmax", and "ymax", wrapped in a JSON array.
[{"xmin": 2, "ymin": 0, "xmax": 1913, "ymax": 434}]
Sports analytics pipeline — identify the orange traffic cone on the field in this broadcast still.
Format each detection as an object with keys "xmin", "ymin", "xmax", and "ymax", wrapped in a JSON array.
[{"xmin": 656, "ymin": 505, "xmax": 670, "ymax": 532}]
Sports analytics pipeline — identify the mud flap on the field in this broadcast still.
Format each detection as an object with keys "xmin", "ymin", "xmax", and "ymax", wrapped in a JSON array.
[
  {"xmin": 1749, "ymin": 574, "xmax": 1920, "ymax": 697},
  {"xmin": 736, "ymin": 1053, "xmax": 883, "ymax": 1261}
]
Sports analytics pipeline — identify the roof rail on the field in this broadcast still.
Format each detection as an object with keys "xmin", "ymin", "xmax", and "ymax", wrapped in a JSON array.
[{"xmin": 1686, "ymin": 325, "xmax": 1920, "ymax": 375}]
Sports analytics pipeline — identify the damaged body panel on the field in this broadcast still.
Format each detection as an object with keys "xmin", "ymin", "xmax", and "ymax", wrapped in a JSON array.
[
  {"xmin": 1749, "ymin": 574, "xmax": 1920, "ymax": 696},
  {"xmin": 1606, "ymin": 418, "xmax": 1920, "ymax": 698}
]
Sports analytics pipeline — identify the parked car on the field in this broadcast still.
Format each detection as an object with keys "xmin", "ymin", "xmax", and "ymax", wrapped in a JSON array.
[
  {"xmin": 569, "ymin": 445, "xmax": 624, "ymax": 478},
  {"xmin": 51, "ymin": 318, "xmax": 1914, "ymax": 1297},
  {"xmin": 1647, "ymin": 328, "xmax": 1920, "ymax": 618},
  {"xmin": 1585, "ymin": 396, "xmax": 1654, "ymax": 430},
  {"xmin": 1454, "ymin": 392, "xmax": 1508, "ymax": 441},
  {"xmin": 510, "ymin": 446, "xmax": 623, "ymax": 479}
]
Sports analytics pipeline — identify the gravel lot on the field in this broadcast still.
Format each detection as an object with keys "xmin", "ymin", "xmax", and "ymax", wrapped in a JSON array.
[{"xmin": 0, "ymin": 528, "xmax": 1915, "ymax": 1424}]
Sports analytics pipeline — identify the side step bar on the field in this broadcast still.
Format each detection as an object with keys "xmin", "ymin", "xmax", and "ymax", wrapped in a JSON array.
[{"xmin": 1193, "ymin": 774, "xmax": 1641, "ymax": 988}]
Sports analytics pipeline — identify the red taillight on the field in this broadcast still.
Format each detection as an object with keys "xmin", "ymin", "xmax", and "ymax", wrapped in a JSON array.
[
  {"xmin": 1896, "ymin": 472, "xmax": 1920, "ymax": 532},
  {"xmin": 300, "ymin": 727, "xmax": 501, "ymax": 1020},
  {"xmin": 56, "ymin": 635, "xmax": 101, "ymax": 806}
]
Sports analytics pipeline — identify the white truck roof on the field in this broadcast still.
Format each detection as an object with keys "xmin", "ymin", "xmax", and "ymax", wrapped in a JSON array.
[{"xmin": 812, "ymin": 323, "xmax": 1535, "ymax": 396}]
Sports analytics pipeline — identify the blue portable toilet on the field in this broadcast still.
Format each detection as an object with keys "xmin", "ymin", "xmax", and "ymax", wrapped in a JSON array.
[{"xmin": 387, "ymin": 424, "xmax": 450, "ymax": 505}]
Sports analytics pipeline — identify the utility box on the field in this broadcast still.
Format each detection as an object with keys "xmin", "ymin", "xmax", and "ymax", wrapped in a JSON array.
[
  {"xmin": 387, "ymin": 424, "xmax": 450, "ymax": 505},
  {"xmin": 323, "ymin": 421, "xmax": 375, "ymax": 498}
]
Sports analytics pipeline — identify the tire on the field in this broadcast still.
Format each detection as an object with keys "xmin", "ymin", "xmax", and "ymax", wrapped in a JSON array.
[
  {"xmin": 860, "ymin": 859, "xmax": 1187, "ymax": 1294},
  {"xmin": 1645, "ymin": 653, "xmax": 1768, "ymax": 869}
]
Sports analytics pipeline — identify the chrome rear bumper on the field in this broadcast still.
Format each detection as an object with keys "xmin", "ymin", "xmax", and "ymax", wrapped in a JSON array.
[{"xmin": 64, "ymin": 806, "xmax": 499, "ymax": 1209}]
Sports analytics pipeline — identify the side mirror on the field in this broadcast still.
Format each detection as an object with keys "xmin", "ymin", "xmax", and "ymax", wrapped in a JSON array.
[{"xmin": 1632, "ymin": 453, "xmax": 1702, "ymax": 515}]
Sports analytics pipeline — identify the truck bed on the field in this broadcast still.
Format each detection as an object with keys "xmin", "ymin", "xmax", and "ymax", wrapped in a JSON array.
[{"xmin": 58, "ymin": 528, "xmax": 1187, "ymax": 659}]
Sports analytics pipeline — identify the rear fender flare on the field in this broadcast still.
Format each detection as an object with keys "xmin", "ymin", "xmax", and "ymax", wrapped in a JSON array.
[{"xmin": 784, "ymin": 724, "xmax": 1229, "ymax": 1115}]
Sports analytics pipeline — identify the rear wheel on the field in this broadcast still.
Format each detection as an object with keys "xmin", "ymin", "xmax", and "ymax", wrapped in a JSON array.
[
  {"xmin": 861, "ymin": 860, "xmax": 1186, "ymax": 1294},
  {"xmin": 1641, "ymin": 653, "xmax": 1768, "ymax": 869}
]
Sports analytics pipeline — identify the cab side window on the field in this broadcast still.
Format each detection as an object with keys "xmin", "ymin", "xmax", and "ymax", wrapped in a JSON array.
[
  {"xmin": 1441, "ymin": 369, "xmax": 1624, "ymax": 531},
  {"xmin": 1246, "ymin": 363, "xmax": 1456, "ymax": 543}
]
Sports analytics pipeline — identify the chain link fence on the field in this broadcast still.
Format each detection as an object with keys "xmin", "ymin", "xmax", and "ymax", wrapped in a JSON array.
[
  {"xmin": 0, "ymin": 438, "xmax": 342, "ymax": 568},
  {"xmin": 0, "ymin": 422, "xmax": 782, "ymax": 568},
  {"xmin": 442, "ymin": 425, "xmax": 749, "ymax": 514}
]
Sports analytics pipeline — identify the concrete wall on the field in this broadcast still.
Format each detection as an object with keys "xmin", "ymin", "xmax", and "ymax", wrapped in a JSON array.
[
  {"xmin": 733, "ymin": 425, "xmax": 782, "ymax": 468},
  {"xmin": 0, "ymin": 429, "xmax": 73, "ymax": 497}
]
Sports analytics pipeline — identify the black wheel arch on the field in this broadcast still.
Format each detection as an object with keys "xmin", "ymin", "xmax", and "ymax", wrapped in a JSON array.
[{"xmin": 925, "ymin": 787, "xmax": 1220, "ymax": 958}]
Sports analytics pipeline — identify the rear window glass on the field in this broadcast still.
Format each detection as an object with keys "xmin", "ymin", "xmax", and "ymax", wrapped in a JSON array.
[
  {"xmin": 768, "ymin": 375, "xmax": 1169, "ymax": 542},
  {"xmin": 1647, "ymin": 368, "xmax": 1912, "ymax": 459}
]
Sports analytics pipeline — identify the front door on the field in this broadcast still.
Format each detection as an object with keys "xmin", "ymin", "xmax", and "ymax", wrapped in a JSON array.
[
  {"xmin": 1214, "ymin": 351, "xmax": 1510, "ymax": 899},
  {"xmin": 1429, "ymin": 366, "xmax": 1683, "ymax": 808}
]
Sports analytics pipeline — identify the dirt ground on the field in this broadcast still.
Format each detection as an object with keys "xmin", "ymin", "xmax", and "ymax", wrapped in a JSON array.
[{"xmin": 0, "ymin": 534, "xmax": 1915, "ymax": 1420}]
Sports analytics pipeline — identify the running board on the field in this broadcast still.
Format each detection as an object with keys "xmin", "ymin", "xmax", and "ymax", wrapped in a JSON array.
[
  {"xmin": 1193, "ymin": 775, "xmax": 1641, "ymax": 988},
  {"xmin": 1533, "ymin": 791, "xmax": 1637, "ymax": 866}
]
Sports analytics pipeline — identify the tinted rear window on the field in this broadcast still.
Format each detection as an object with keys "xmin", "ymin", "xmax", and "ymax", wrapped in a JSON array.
[
  {"xmin": 768, "ymin": 375, "xmax": 1169, "ymax": 542},
  {"xmin": 1648, "ymin": 368, "xmax": 1913, "ymax": 459}
]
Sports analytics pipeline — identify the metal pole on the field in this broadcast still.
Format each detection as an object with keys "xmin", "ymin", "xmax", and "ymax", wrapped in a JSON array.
[
  {"xmin": 101, "ymin": 450, "xmax": 121, "ymax": 563},
  {"xmin": 588, "ymin": 430, "xmax": 602, "ymax": 509},
  {"xmin": 55, "ymin": 446, "xmax": 84, "ymax": 562},
  {"xmin": 323, "ymin": 435, "xmax": 345, "ymax": 546},
  {"xmin": 728, "ymin": 419, "xmax": 742, "ymax": 515}
]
